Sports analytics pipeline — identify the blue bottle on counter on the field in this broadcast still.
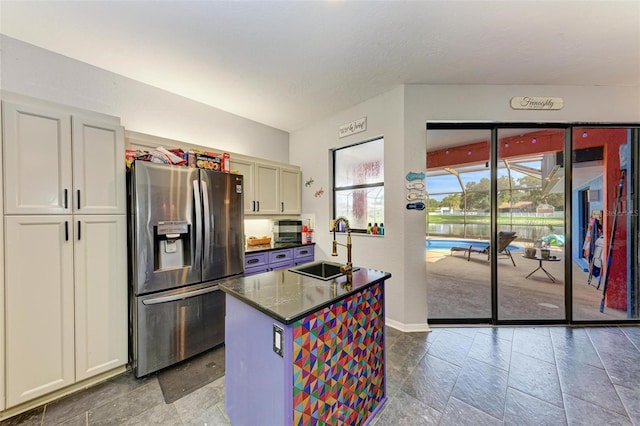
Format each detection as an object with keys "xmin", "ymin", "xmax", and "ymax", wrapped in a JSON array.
[{"xmin": 379, "ymin": 223, "xmax": 384, "ymax": 235}]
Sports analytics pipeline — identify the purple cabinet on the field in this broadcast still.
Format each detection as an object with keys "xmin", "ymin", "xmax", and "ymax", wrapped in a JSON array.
[
  {"xmin": 269, "ymin": 248, "xmax": 294, "ymax": 270},
  {"xmin": 293, "ymin": 245, "xmax": 314, "ymax": 265},
  {"xmin": 223, "ymin": 277, "xmax": 388, "ymax": 425},
  {"xmin": 244, "ymin": 252, "xmax": 269, "ymax": 276},
  {"xmin": 245, "ymin": 245, "xmax": 314, "ymax": 276}
]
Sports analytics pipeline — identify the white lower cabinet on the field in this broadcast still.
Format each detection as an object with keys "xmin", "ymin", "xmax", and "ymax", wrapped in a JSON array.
[
  {"xmin": 74, "ymin": 215, "xmax": 127, "ymax": 381},
  {"xmin": 5, "ymin": 216, "xmax": 75, "ymax": 407},
  {"xmin": 4, "ymin": 215, "xmax": 126, "ymax": 407}
]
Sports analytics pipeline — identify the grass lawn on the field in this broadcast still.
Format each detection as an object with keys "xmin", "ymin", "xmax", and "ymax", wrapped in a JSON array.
[{"xmin": 427, "ymin": 214, "xmax": 564, "ymax": 226}]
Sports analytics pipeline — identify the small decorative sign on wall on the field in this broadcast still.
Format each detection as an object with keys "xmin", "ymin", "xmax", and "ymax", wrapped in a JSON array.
[
  {"xmin": 510, "ymin": 97, "xmax": 564, "ymax": 110},
  {"xmin": 339, "ymin": 117, "xmax": 367, "ymax": 138}
]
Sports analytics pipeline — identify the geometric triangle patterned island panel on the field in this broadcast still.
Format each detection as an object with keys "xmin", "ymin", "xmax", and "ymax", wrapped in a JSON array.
[{"xmin": 293, "ymin": 282, "xmax": 385, "ymax": 425}]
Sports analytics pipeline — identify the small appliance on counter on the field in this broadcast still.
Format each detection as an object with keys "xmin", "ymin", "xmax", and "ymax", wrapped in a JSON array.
[{"xmin": 273, "ymin": 220, "xmax": 302, "ymax": 244}]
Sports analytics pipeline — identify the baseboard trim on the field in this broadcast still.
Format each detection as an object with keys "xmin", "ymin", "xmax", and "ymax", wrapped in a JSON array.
[
  {"xmin": 1, "ymin": 365, "xmax": 128, "ymax": 422},
  {"xmin": 386, "ymin": 318, "xmax": 431, "ymax": 333}
]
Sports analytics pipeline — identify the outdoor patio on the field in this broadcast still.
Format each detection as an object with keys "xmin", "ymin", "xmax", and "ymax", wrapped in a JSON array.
[{"xmin": 426, "ymin": 244, "xmax": 627, "ymax": 322}]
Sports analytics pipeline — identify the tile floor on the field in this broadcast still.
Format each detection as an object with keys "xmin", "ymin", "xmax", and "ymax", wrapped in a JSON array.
[{"xmin": 3, "ymin": 326, "xmax": 639, "ymax": 425}]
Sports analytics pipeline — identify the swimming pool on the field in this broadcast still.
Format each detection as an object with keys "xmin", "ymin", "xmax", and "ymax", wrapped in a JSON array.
[{"xmin": 425, "ymin": 239, "xmax": 522, "ymax": 252}]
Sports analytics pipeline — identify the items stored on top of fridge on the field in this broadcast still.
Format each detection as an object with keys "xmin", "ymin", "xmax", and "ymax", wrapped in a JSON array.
[
  {"xmin": 150, "ymin": 146, "xmax": 187, "ymax": 166},
  {"xmin": 125, "ymin": 147, "xmax": 185, "ymax": 168},
  {"xmin": 187, "ymin": 149, "xmax": 230, "ymax": 172},
  {"xmin": 126, "ymin": 146, "xmax": 230, "ymax": 172}
]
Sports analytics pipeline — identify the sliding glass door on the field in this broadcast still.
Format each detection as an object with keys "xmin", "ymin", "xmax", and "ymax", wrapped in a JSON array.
[
  {"xmin": 496, "ymin": 128, "xmax": 566, "ymax": 321},
  {"xmin": 571, "ymin": 127, "xmax": 638, "ymax": 321},
  {"xmin": 426, "ymin": 123, "xmax": 639, "ymax": 324},
  {"xmin": 425, "ymin": 129, "xmax": 492, "ymax": 320}
]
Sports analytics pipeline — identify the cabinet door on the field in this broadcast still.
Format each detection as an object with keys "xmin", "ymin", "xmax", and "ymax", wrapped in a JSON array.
[
  {"xmin": 230, "ymin": 158, "xmax": 256, "ymax": 214},
  {"xmin": 2, "ymin": 102, "xmax": 72, "ymax": 214},
  {"xmin": 72, "ymin": 118, "xmax": 125, "ymax": 214},
  {"xmin": 255, "ymin": 163, "xmax": 279, "ymax": 214},
  {"xmin": 5, "ymin": 216, "xmax": 75, "ymax": 407},
  {"xmin": 74, "ymin": 215, "xmax": 127, "ymax": 381},
  {"xmin": 280, "ymin": 167, "xmax": 301, "ymax": 214},
  {"xmin": 0, "ymin": 102, "xmax": 4, "ymax": 412}
]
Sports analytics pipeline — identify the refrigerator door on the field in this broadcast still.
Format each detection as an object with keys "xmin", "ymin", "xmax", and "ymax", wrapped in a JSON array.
[
  {"xmin": 201, "ymin": 170, "xmax": 245, "ymax": 281},
  {"xmin": 131, "ymin": 161, "xmax": 202, "ymax": 295}
]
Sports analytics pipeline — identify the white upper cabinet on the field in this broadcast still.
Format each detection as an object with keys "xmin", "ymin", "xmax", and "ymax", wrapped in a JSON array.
[
  {"xmin": 230, "ymin": 156, "xmax": 301, "ymax": 215},
  {"xmin": 255, "ymin": 163, "xmax": 280, "ymax": 214},
  {"xmin": 229, "ymin": 157, "xmax": 256, "ymax": 215},
  {"xmin": 2, "ymin": 101, "xmax": 125, "ymax": 215},
  {"xmin": 72, "ymin": 117, "xmax": 125, "ymax": 214},
  {"xmin": 3, "ymin": 102, "xmax": 73, "ymax": 214},
  {"xmin": 279, "ymin": 167, "xmax": 301, "ymax": 214}
]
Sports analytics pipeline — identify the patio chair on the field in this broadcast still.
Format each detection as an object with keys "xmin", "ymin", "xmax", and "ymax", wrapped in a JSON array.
[{"xmin": 450, "ymin": 231, "xmax": 518, "ymax": 266}]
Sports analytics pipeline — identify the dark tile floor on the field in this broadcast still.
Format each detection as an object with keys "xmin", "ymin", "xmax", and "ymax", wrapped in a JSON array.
[{"xmin": 3, "ymin": 326, "xmax": 639, "ymax": 425}]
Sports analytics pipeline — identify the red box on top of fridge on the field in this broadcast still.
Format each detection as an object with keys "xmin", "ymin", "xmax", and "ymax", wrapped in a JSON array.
[{"xmin": 187, "ymin": 150, "xmax": 230, "ymax": 172}]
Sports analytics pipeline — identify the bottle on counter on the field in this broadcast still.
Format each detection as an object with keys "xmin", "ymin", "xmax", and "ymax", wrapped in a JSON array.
[
  {"xmin": 302, "ymin": 224, "xmax": 308, "ymax": 243},
  {"xmin": 372, "ymin": 223, "xmax": 378, "ymax": 235},
  {"xmin": 379, "ymin": 223, "xmax": 384, "ymax": 235},
  {"xmin": 366, "ymin": 223, "xmax": 372, "ymax": 234}
]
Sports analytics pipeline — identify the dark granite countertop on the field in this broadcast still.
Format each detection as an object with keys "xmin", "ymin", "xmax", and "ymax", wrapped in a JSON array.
[
  {"xmin": 218, "ymin": 264, "xmax": 391, "ymax": 325},
  {"xmin": 245, "ymin": 242, "xmax": 315, "ymax": 254}
]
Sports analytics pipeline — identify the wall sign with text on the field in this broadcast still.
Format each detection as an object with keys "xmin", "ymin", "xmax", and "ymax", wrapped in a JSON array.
[
  {"xmin": 510, "ymin": 97, "xmax": 564, "ymax": 110},
  {"xmin": 339, "ymin": 117, "xmax": 367, "ymax": 138}
]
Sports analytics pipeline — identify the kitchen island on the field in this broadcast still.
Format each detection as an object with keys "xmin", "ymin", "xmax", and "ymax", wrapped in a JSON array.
[{"xmin": 219, "ymin": 264, "xmax": 391, "ymax": 425}]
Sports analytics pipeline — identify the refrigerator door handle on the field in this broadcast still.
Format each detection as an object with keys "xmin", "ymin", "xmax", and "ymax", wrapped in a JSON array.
[
  {"xmin": 202, "ymin": 180, "xmax": 211, "ymax": 262},
  {"xmin": 193, "ymin": 179, "xmax": 203, "ymax": 265},
  {"xmin": 141, "ymin": 284, "xmax": 220, "ymax": 305}
]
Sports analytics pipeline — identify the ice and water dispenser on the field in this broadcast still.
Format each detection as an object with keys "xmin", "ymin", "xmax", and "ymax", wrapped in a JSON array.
[{"xmin": 154, "ymin": 220, "xmax": 192, "ymax": 270}]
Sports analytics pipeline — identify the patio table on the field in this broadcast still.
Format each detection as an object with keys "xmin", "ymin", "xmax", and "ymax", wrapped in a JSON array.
[{"xmin": 523, "ymin": 255, "xmax": 561, "ymax": 282}]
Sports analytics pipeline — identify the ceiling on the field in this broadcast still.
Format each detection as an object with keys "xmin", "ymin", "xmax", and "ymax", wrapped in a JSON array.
[{"xmin": 2, "ymin": 1, "xmax": 639, "ymax": 133}]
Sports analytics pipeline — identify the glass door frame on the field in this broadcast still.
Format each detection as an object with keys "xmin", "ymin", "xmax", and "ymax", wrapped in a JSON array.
[{"xmin": 426, "ymin": 122, "xmax": 640, "ymax": 326}]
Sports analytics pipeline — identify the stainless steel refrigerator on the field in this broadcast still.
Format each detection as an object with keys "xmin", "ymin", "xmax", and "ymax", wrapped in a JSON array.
[{"xmin": 128, "ymin": 161, "xmax": 244, "ymax": 377}]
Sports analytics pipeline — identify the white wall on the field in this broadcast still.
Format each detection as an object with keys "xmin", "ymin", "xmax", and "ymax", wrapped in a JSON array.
[
  {"xmin": 0, "ymin": 35, "xmax": 289, "ymax": 163},
  {"xmin": 289, "ymin": 86, "xmax": 424, "ymax": 330},
  {"xmin": 292, "ymin": 83, "xmax": 639, "ymax": 331}
]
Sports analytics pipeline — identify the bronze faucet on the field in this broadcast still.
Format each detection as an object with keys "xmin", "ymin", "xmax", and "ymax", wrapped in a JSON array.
[{"xmin": 331, "ymin": 216, "xmax": 353, "ymax": 283}]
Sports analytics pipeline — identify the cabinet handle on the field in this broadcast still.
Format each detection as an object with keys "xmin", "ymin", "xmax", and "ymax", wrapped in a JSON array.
[
  {"xmin": 300, "ymin": 250, "xmax": 308, "ymax": 255},
  {"xmin": 77, "ymin": 221, "xmax": 81, "ymax": 241},
  {"xmin": 276, "ymin": 254, "xmax": 286, "ymax": 259},
  {"xmin": 247, "ymin": 258, "xmax": 259, "ymax": 264},
  {"xmin": 64, "ymin": 221, "xmax": 69, "ymax": 241},
  {"xmin": 77, "ymin": 190, "xmax": 81, "ymax": 210},
  {"xmin": 281, "ymin": 202, "xmax": 284, "ymax": 212},
  {"xmin": 64, "ymin": 189, "xmax": 68, "ymax": 209},
  {"xmin": 252, "ymin": 201, "xmax": 256, "ymax": 212},
  {"xmin": 256, "ymin": 201, "xmax": 260, "ymax": 212}
]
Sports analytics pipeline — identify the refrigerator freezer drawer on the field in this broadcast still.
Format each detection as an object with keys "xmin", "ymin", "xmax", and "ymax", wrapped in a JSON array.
[{"xmin": 134, "ymin": 282, "xmax": 225, "ymax": 377}]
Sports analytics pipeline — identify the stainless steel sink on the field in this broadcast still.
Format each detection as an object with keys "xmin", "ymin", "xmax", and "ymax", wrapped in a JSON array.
[{"xmin": 289, "ymin": 261, "xmax": 358, "ymax": 281}]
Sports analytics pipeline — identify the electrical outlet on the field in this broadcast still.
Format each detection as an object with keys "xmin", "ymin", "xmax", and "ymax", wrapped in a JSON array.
[{"xmin": 273, "ymin": 324, "xmax": 283, "ymax": 357}]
